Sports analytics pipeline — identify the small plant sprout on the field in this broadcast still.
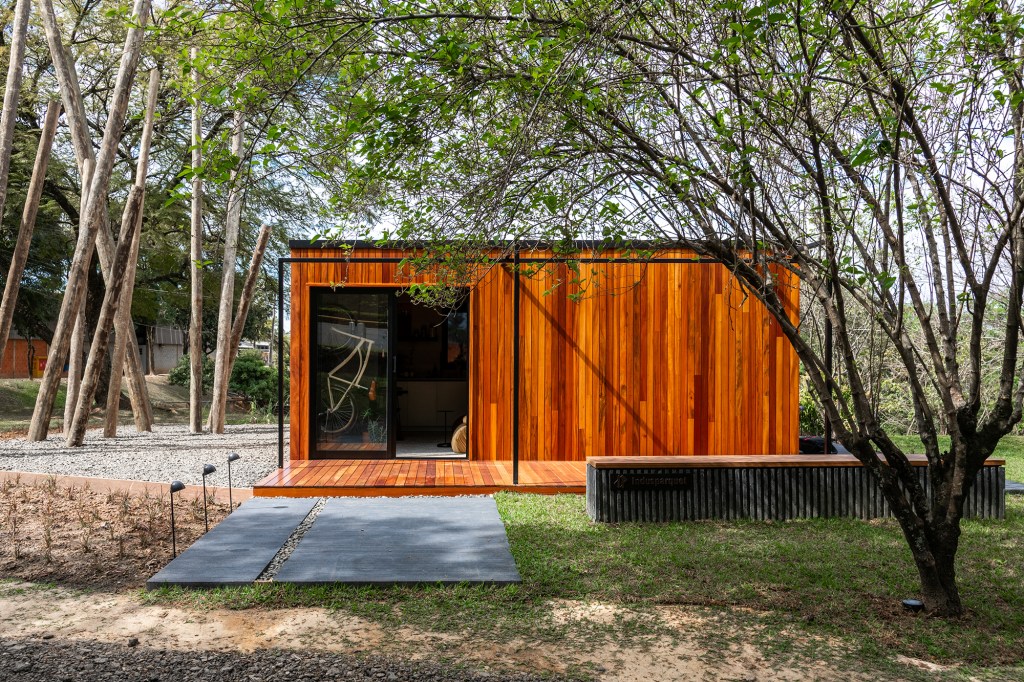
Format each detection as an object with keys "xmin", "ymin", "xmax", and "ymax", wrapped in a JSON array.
[{"xmin": 6, "ymin": 499, "xmax": 21, "ymax": 560}]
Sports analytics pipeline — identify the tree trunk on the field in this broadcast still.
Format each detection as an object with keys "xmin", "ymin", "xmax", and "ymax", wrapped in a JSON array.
[
  {"xmin": 29, "ymin": 0, "xmax": 152, "ymax": 441},
  {"xmin": 32, "ymin": 0, "xmax": 153, "ymax": 437},
  {"xmin": 917, "ymin": 551, "xmax": 962, "ymax": 616},
  {"xmin": 63, "ymin": 303, "xmax": 85, "ymax": 435},
  {"xmin": 901, "ymin": 517, "xmax": 963, "ymax": 616},
  {"xmin": 208, "ymin": 111, "xmax": 247, "ymax": 434},
  {"xmin": 26, "ymin": 338, "xmax": 35, "ymax": 380},
  {"xmin": 146, "ymin": 326, "xmax": 155, "ymax": 374},
  {"xmin": 899, "ymin": 463, "xmax": 965, "ymax": 615},
  {"xmin": 268, "ymin": 304, "xmax": 275, "ymax": 366},
  {"xmin": 61, "ymin": 156, "xmax": 94, "ymax": 437},
  {"xmin": 104, "ymin": 69, "xmax": 159, "ymax": 438},
  {"xmin": 95, "ymin": 346, "xmax": 111, "ymax": 412},
  {"xmin": 67, "ymin": 186, "xmax": 145, "ymax": 446},
  {"xmin": 0, "ymin": 0, "xmax": 31, "ymax": 233},
  {"xmin": 0, "ymin": 100, "xmax": 60, "ymax": 370},
  {"xmin": 189, "ymin": 47, "xmax": 205, "ymax": 434},
  {"xmin": 118, "ymin": 323, "xmax": 152, "ymax": 428},
  {"xmin": 225, "ymin": 223, "xmax": 271, "ymax": 375}
]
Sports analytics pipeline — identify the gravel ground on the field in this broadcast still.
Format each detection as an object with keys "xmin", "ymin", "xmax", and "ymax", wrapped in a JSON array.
[
  {"xmin": 0, "ymin": 638, "xmax": 584, "ymax": 682},
  {"xmin": 0, "ymin": 424, "xmax": 281, "ymax": 488}
]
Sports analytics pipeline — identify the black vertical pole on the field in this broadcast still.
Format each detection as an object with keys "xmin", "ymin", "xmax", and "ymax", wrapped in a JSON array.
[
  {"xmin": 512, "ymin": 245, "xmax": 520, "ymax": 486},
  {"xmin": 202, "ymin": 476, "xmax": 209, "ymax": 533},
  {"xmin": 824, "ymin": 276, "xmax": 833, "ymax": 455},
  {"xmin": 170, "ymin": 493, "xmax": 177, "ymax": 557},
  {"xmin": 278, "ymin": 258, "xmax": 285, "ymax": 469},
  {"xmin": 388, "ymin": 292, "xmax": 396, "ymax": 457}
]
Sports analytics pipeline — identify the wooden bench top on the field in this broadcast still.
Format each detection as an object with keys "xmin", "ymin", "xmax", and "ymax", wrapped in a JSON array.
[{"xmin": 586, "ymin": 454, "xmax": 1006, "ymax": 469}]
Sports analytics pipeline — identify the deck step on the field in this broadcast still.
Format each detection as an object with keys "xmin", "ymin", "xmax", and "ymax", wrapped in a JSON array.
[{"xmin": 253, "ymin": 460, "xmax": 586, "ymax": 497}]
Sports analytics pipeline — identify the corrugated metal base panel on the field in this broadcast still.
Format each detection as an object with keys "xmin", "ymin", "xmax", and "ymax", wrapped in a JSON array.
[{"xmin": 586, "ymin": 465, "xmax": 1005, "ymax": 522}]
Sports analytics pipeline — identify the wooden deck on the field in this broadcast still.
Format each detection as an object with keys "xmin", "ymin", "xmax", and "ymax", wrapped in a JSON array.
[{"xmin": 253, "ymin": 460, "xmax": 587, "ymax": 497}]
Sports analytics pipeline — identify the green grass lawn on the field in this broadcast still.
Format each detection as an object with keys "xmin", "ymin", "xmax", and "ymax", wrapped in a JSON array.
[
  {"xmin": 0, "ymin": 379, "xmax": 64, "ymax": 431},
  {"xmin": 148, "ymin": 438, "xmax": 1024, "ymax": 679},
  {"xmin": 498, "ymin": 493, "xmax": 1024, "ymax": 662},
  {"xmin": 889, "ymin": 433, "xmax": 1024, "ymax": 483},
  {"xmin": 0, "ymin": 378, "xmax": 275, "ymax": 431}
]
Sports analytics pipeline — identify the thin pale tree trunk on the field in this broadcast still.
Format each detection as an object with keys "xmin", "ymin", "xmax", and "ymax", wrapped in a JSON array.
[
  {"xmin": 63, "ymin": 157, "xmax": 93, "ymax": 436},
  {"xmin": 226, "ymin": 223, "xmax": 271, "ymax": 374},
  {"xmin": 208, "ymin": 111, "xmax": 246, "ymax": 433},
  {"xmin": 63, "ymin": 306, "xmax": 85, "ymax": 434},
  {"xmin": 28, "ymin": 0, "xmax": 152, "ymax": 441},
  {"xmin": 189, "ymin": 47, "xmax": 204, "ymax": 433},
  {"xmin": 104, "ymin": 69, "xmax": 159, "ymax": 437},
  {"xmin": 0, "ymin": 100, "xmax": 60, "ymax": 369},
  {"xmin": 268, "ymin": 305, "xmax": 274, "ymax": 365},
  {"xmin": 36, "ymin": 0, "xmax": 152, "ymax": 432},
  {"xmin": 67, "ymin": 186, "xmax": 145, "ymax": 446},
  {"xmin": 146, "ymin": 327, "xmax": 155, "ymax": 374},
  {"xmin": 0, "ymin": 0, "xmax": 31, "ymax": 231}
]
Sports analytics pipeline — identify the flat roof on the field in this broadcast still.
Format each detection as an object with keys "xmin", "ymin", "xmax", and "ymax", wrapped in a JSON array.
[{"xmin": 288, "ymin": 238, "xmax": 711, "ymax": 250}]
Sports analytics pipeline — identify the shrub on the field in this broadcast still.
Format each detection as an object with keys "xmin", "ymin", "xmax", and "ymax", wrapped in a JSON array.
[
  {"xmin": 229, "ymin": 351, "xmax": 277, "ymax": 407},
  {"xmin": 168, "ymin": 354, "xmax": 214, "ymax": 390},
  {"xmin": 169, "ymin": 350, "xmax": 287, "ymax": 409},
  {"xmin": 799, "ymin": 388, "xmax": 824, "ymax": 436}
]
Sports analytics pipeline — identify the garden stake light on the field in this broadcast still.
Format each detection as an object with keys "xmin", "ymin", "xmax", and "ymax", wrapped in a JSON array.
[
  {"xmin": 169, "ymin": 480, "xmax": 185, "ymax": 557},
  {"xmin": 227, "ymin": 452, "xmax": 240, "ymax": 510},
  {"xmin": 201, "ymin": 464, "xmax": 216, "ymax": 532},
  {"xmin": 902, "ymin": 599, "xmax": 925, "ymax": 613}
]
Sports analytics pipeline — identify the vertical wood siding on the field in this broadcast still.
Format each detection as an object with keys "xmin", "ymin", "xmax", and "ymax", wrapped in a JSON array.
[
  {"xmin": 289, "ymin": 247, "xmax": 799, "ymax": 461},
  {"xmin": 0, "ymin": 338, "xmax": 52, "ymax": 378}
]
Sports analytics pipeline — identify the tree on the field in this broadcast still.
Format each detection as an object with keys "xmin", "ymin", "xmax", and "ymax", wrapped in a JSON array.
[
  {"xmin": 215, "ymin": 0, "xmax": 1023, "ymax": 615},
  {"xmin": 104, "ymin": 69, "xmax": 161, "ymax": 438},
  {"xmin": 6, "ymin": 0, "xmax": 305, "ymax": 436},
  {"xmin": 226, "ymin": 222, "xmax": 272, "ymax": 374},
  {"xmin": 208, "ymin": 110, "xmax": 247, "ymax": 434},
  {"xmin": 0, "ymin": 100, "xmax": 60, "ymax": 369},
  {"xmin": 29, "ymin": 0, "xmax": 153, "ymax": 440},
  {"xmin": 0, "ymin": 0, "xmax": 31, "ymax": 240},
  {"xmin": 189, "ymin": 46, "xmax": 205, "ymax": 434}
]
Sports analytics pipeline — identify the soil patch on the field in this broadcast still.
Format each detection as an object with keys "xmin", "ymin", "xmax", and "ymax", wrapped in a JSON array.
[
  {"xmin": 0, "ymin": 476, "xmax": 227, "ymax": 589},
  {"xmin": 0, "ymin": 585, "xmax": 866, "ymax": 681}
]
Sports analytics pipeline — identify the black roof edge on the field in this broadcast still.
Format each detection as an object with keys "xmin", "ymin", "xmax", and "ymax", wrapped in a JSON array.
[{"xmin": 287, "ymin": 238, "xmax": 769, "ymax": 253}]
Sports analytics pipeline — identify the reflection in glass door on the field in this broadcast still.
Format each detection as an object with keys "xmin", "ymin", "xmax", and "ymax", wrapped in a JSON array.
[{"xmin": 312, "ymin": 290, "xmax": 392, "ymax": 458}]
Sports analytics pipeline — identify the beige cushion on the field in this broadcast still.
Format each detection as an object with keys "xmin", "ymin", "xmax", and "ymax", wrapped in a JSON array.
[{"xmin": 452, "ymin": 422, "xmax": 468, "ymax": 454}]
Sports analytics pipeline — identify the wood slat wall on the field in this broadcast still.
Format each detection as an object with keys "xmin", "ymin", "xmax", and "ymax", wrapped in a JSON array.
[
  {"xmin": 289, "ymin": 247, "xmax": 438, "ymax": 460},
  {"xmin": 289, "ymin": 246, "xmax": 800, "ymax": 461}
]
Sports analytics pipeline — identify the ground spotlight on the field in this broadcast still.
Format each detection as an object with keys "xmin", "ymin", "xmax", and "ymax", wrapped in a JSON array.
[
  {"xmin": 227, "ymin": 453, "xmax": 241, "ymax": 510},
  {"xmin": 201, "ymin": 464, "xmax": 217, "ymax": 532},
  {"xmin": 169, "ymin": 480, "xmax": 185, "ymax": 557},
  {"xmin": 902, "ymin": 599, "xmax": 925, "ymax": 613}
]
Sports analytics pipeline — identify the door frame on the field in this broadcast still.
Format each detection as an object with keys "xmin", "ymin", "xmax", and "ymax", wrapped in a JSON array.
[{"xmin": 309, "ymin": 286, "xmax": 397, "ymax": 459}]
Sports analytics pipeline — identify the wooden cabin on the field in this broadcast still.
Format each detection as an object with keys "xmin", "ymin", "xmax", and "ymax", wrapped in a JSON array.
[{"xmin": 287, "ymin": 241, "xmax": 800, "ymax": 463}]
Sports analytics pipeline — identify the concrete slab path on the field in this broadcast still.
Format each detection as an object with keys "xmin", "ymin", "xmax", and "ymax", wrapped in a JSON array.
[
  {"xmin": 146, "ymin": 497, "xmax": 317, "ymax": 589},
  {"xmin": 275, "ymin": 497, "xmax": 521, "ymax": 585}
]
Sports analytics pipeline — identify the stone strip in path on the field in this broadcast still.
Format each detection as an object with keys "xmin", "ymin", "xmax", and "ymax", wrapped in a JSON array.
[
  {"xmin": 256, "ymin": 497, "xmax": 327, "ymax": 581},
  {"xmin": 146, "ymin": 497, "xmax": 318, "ymax": 589}
]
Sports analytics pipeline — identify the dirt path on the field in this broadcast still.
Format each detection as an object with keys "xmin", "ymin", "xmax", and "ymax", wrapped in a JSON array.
[{"xmin": 0, "ymin": 582, "xmax": 866, "ymax": 681}]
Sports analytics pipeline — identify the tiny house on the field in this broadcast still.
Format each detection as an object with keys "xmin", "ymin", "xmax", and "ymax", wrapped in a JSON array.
[{"xmin": 287, "ymin": 241, "xmax": 800, "ymax": 462}]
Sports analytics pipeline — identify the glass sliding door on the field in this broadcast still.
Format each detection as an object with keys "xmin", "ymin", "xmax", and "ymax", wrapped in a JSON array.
[{"xmin": 312, "ymin": 289, "xmax": 393, "ymax": 458}]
